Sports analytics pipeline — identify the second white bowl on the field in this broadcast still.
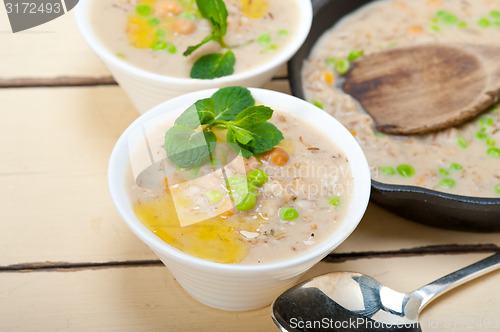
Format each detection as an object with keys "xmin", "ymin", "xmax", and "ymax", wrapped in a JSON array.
[{"xmin": 75, "ymin": 0, "xmax": 313, "ymax": 114}]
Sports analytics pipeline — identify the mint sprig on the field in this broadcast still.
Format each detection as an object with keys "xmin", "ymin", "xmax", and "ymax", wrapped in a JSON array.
[
  {"xmin": 183, "ymin": 0, "xmax": 229, "ymax": 56},
  {"xmin": 183, "ymin": 0, "xmax": 236, "ymax": 79},
  {"xmin": 164, "ymin": 87, "xmax": 284, "ymax": 168}
]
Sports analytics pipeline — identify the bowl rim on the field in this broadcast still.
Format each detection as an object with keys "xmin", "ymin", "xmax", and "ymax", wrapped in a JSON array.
[
  {"xmin": 75, "ymin": 0, "xmax": 313, "ymax": 86},
  {"xmin": 108, "ymin": 87, "xmax": 371, "ymax": 273},
  {"xmin": 288, "ymin": 0, "xmax": 500, "ymax": 207}
]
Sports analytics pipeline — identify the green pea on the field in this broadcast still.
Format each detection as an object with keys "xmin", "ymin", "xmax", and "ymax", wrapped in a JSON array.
[
  {"xmin": 156, "ymin": 29, "xmax": 166, "ymax": 38},
  {"xmin": 115, "ymin": 52, "xmax": 126, "ymax": 59},
  {"xmin": 495, "ymin": 184, "xmax": 500, "ymax": 195},
  {"xmin": 457, "ymin": 137, "xmax": 468, "ymax": 149},
  {"xmin": 329, "ymin": 197, "xmax": 341, "ymax": 206},
  {"xmin": 167, "ymin": 43, "xmax": 177, "ymax": 54},
  {"xmin": 487, "ymin": 147, "xmax": 500, "ymax": 157},
  {"xmin": 279, "ymin": 207, "xmax": 299, "ymax": 221},
  {"xmin": 458, "ymin": 21, "xmax": 467, "ymax": 28},
  {"xmin": 437, "ymin": 11, "xmax": 458, "ymax": 25},
  {"xmin": 335, "ymin": 59, "xmax": 350, "ymax": 75},
  {"xmin": 379, "ymin": 166, "xmax": 395, "ymax": 176},
  {"xmin": 151, "ymin": 40, "xmax": 167, "ymax": 51},
  {"xmin": 179, "ymin": 12, "xmax": 196, "ymax": 20},
  {"xmin": 397, "ymin": 164, "xmax": 415, "ymax": 178},
  {"xmin": 136, "ymin": 4, "xmax": 151, "ymax": 16},
  {"xmin": 439, "ymin": 168, "xmax": 449, "ymax": 176},
  {"xmin": 257, "ymin": 33, "xmax": 271, "ymax": 45},
  {"xmin": 487, "ymin": 138, "xmax": 496, "ymax": 146},
  {"xmin": 236, "ymin": 193, "xmax": 257, "ymax": 211},
  {"xmin": 490, "ymin": 10, "xmax": 500, "ymax": 20},
  {"xmin": 386, "ymin": 42, "xmax": 399, "ymax": 48},
  {"xmin": 265, "ymin": 44, "xmax": 279, "ymax": 52},
  {"xmin": 347, "ymin": 50, "xmax": 364, "ymax": 62},
  {"xmin": 326, "ymin": 57, "xmax": 337, "ymax": 66},
  {"xmin": 479, "ymin": 117, "xmax": 494, "ymax": 127},
  {"xmin": 439, "ymin": 178, "xmax": 456, "ymax": 188},
  {"xmin": 478, "ymin": 18, "xmax": 491, "ymax": 28},
  {"xmin": 206, "ymin": 190, "xmax": 223, "ymax": 203},
  {"xmin": 148, "ymin": 17, "xmax": 161, "ymax": 26},
  {"xmin": 476, "ymin": 130, "xmax": 488, "ymax": 140},
  {"xmin": 450, "ymin": 163, "xmax": 463, "ymax": 171},
  {"xmin": 247, "ymin": 169, "xmax": 268, "ymax": 187},
  {"xmin": 312, "ymin": 99, "xmax": 324, "ymax": 109},
  {"xmin": 430, "ymin": 25, "xmax": 441, "ymax": 33},
  {"xmin": 374, "ymin": 132, "xmax": 385, "ymax": 137},
  {"xmin": 227, "ymin": 176, "xmax": 245, "ymax": 187},
  {"xmin": 278, "ymin": 29, "xmax": 288, "ymax": 37}
]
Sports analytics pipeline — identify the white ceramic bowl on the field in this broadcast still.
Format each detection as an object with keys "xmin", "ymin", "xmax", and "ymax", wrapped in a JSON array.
[
  {"xmin": 108, "ymin": 88, "xmax": 371, "ymax": 311},
  {"xmin": 75, "ymin": 0, "xmax": 313, "ymax": 114}
]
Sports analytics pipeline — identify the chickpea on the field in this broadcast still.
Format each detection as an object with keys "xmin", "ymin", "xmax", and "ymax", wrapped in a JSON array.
[
  {"xmin": 261, "ymin": 147, "xmax": 289, "ymax": 166},
  {"xmin": 406, "ymin": 25, "xmax": 423, "ymax": 35},
  {"xmin": 154, "ymin": 1, "xmax": 183, "ymax": 17},
  {"xmin": 172, "ymin": 19, "xmax": 196, "ymax": 35}
]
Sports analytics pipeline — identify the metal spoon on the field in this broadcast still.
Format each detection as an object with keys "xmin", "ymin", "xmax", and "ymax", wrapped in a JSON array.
[{"xmin": 272, "ymin": 253, "xmax": 500, "ymax": 332}]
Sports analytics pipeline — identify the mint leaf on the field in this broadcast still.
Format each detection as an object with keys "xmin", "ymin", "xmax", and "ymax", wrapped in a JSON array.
[
  {"xmin": 184, "ymin": 0, "xmax": 229, "ymax": 57},
  {"xmin": 212, "ymin": 87, "xmax": 255, "ymax": 121},
  {"xmin": 227, "ymin": 125, "xmax": 253, "ymax": 145},
  {"xmin": 243, "ymin": 122, "xmax": 284, "ymax": 154},
  {"xmin": 196, "ymin": 0, "xmax": 228, "ymax": 44},
  {"xmin": 164, "ymin": 125, "xmax": 216, "ymax": 168},
  {"xmin": 190, "ymin": 50, "xmax": 235, "ymax": 79},
  {"xmin": 227, "ymin": 130, "xmax": 253, "ymax": 159},
  {"xmin": 175, "ymin": 98, "xmax": 215, "ymax": 128},
  {"xmin": 233, "ymin": 106, "xmax": 273, "ymax": 127}
]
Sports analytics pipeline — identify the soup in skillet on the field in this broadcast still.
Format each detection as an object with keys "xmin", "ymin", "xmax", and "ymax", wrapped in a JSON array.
[{"xmin": 303, "ymin": 0, "xmax": 500, "ymax": 197}]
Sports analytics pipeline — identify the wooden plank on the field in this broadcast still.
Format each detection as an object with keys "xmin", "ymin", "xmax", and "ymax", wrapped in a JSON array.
[
  {"xmin": 0, "ymin": 86, "xmax": 154, "ymax": 265},
  {"xmin": 1, "ymin": 86, "xmax": 499, "ymax": 266},
  {"xmin": 0, "ymin": 12, "xmax": 109, "ymax": 79},
  {"xmin": 1, "ymin": 254, "xmax": 498, "ymax": 331}
]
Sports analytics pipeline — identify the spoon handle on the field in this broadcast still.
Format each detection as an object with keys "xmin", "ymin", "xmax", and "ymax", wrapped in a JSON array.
[{"xmin": 412, "ymin": 253, "xmax": 500, "ymax": 311}]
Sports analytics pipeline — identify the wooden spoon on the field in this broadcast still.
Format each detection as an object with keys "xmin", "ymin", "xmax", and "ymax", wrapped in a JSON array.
[{"xmin": 343, "ymin": 44, "xmax": 500, "ymax": 135}]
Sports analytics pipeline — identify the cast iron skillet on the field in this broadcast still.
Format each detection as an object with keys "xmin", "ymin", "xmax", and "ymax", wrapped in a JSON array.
[{"xmin": 289, "ymin": 0, "xmax": 500, "ymax": 232}]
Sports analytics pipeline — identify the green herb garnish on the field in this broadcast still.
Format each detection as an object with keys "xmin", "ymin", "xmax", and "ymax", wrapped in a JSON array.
[
  {"xmin": 184, "ymin": 0, "xmax": 229, "ymax": 56},
  {"xmin": 164, "ymin": 87, "xmax": 284, "ymax": 168},
  {"xmin": 182, "ymin": 0, "xmax": 236, "ymax": 79},
  {"xmin": 190, "ymin": 50, "xmax": 235, "ymax": 79}
]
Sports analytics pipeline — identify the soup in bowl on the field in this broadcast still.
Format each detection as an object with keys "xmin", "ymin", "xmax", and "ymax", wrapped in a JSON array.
[
  {"xmin": 108, "ymin": 87, "xmax": 370, "ymax": 310},
  {"xmin": 75, "ymin": 0, "xmax": 312, "ymax": 113}
]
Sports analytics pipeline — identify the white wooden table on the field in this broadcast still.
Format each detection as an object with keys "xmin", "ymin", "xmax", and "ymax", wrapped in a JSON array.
[{"xmin": 1, "ymin": 9, "xmax": 499, "ymax": 332}]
